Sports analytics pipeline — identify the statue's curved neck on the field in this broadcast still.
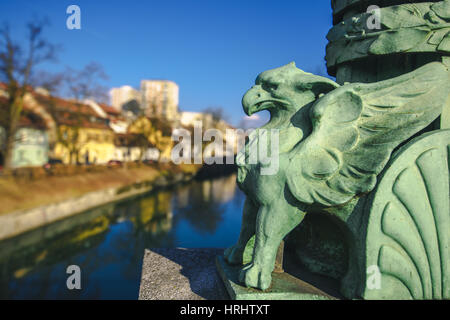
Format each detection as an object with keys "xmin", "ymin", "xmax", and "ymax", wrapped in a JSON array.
[
  {"xmin": 291, "ymin": 102, "xmax": 313, "ymax": 136},
  {"xmin": 263, "ymin": 102, "xmax": 313, "ymax": 136}
]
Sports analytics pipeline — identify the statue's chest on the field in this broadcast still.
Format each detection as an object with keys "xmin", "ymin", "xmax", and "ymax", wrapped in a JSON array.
[
  {"xmin": 237, "ymin": 161, "xmax": 285, "ymax": 205},
  {"xmin": 235, "ymin": 129, "xmax": 293, "ymax": 204}
]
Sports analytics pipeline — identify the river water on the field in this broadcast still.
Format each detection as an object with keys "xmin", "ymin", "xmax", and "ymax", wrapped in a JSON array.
[{"xmin": 0, "ymin": 174, "xmax": 245, "ymax": 299}]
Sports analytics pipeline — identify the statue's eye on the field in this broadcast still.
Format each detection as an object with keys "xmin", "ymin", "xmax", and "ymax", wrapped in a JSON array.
[
  {"xmin": 296, "ymin": 84, "xmax": 310, "ymax": 92},
  {"xmin": 262, "ymin": 83, "xmax": 278, "ymax": 91}
]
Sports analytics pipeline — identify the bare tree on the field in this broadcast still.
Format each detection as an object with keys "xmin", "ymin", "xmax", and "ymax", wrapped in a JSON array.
[
  {"xmin": 64, "ymin": 62, "xmax": 109, "ymax": 103},
  {"xmin": 30, "ymin": 70, "xmax": 65, "ymax": 94},
  {"xmin": 203, "ymin": 106, "xmax": 229, "ymax": 123},
  {"xmin": 30, "ymin": 62, "xmax": 109, "ymax": 103},
  {"xmin": 0, "ymin": 18, "xmax": 58, "ymax": 169},
  {"xmin": 129, "ymin": 117, "xmax": 154, "ymax": 162},
  {"xmin": 62, "ymin": 62, "xmax": 109, "ymax": 164},
  {"xmin": 31, "ymin": 63, "xmax": 110, "ymax": 164}
]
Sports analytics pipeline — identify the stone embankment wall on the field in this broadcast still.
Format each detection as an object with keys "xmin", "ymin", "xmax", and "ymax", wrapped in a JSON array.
[{"xmin": 0, "ymin": 170, "xmax": 193, "ymax": 241}]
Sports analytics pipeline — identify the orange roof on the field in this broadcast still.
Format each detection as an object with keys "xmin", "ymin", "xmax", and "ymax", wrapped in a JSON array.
[
  {"xmin": 0, "ymin": 85, "xmax": 113, "ymax": 131},
  {"xmin": 32, "ymin": 92, "xmax": 112, "ymax": 130},
  {"xmin": 98, "ymin": 103, "xmax": 121, "ymax": 116},
  {"xmin": 33, "ymin": 93, "xmax": 98, "ymax": 117},
  {"xmin": 17, "ymin": 111, "xmax": 48, "ymax": 130},
  {"xmin": 0, "ymin": 96, "xmax": 48, "ymax": 130}
]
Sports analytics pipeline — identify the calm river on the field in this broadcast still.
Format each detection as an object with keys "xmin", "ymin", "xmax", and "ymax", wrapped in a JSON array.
[{"xmin": 0, "ymin": 174, "xmax": 245, "ymax": 299}]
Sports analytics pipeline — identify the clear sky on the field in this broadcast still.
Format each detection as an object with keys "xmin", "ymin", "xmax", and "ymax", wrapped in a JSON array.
[{"xmin": 0, "ymin": 0, "xmax": 334, "ymax": 126}]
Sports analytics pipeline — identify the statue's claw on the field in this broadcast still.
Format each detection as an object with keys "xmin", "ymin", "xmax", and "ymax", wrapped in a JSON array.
[
  {"xmin": 224, "ymin": 245, "xmax": 244, "ymax": 265},
  {"xmin": 239, "ymin": 262, "xmax": 272, "ymax": 290}
]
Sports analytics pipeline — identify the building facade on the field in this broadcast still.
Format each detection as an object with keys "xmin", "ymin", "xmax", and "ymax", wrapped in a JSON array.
[
  {"xmin": 11, "ymin": 128, "xmax": 49, "ymax": 168},
  {"xmin": 53, "ymin": 125, "xmax": 116, "ymax": 165},
  {"xmin": 179, "ymin": 111, "xmax": 214, "ymax": 129},
  {"xmin": 0, "ymin": 93, "xmax": 51, "ymax": 168},
  {"xmin": 109, "ymin": 85, "xmax": 140, "ymax": 112},
  {"xmin": 140, "ymin": 80, "xmax": 179, "ymax": 120},
  {"xmin": 32, "ymin": 93, "xmax": 116, "ymax": 165},
  {"xmin": 113, "ymin": 133, "xmax": 160, "ymax": 162},
  {"xmin": 85, "ymin": 99, "xmax": 129, "ymax": 134},
  {"xmin": 128, "ymin": 116, "xmax": 173, "ymax": 161}
]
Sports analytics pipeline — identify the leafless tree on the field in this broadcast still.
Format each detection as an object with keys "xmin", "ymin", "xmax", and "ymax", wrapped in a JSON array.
[
  {"xmin": 61, "ymin": 62, "xmax": 109, "ymax": 164},
  {"xmin": 30, "ymin": 70, "xmax": 65, "ymax": 94},
  {"xmin": 0, "ymin": 18, "xmax": 58, "ymax": 169},
  {"xmin": 31, "ymin": 62, "xmax": 110, "ymax": 164},
  {"xmin": 64, "ymin": 62, "xmax": 109, "ymax": 104},
  {"xmin": 203, "ymin": 106, "xmax": 229, "ymax": 123},
  {"xmin": 30, "ymin": 62, "xmax": 109, "ymax": 103}
]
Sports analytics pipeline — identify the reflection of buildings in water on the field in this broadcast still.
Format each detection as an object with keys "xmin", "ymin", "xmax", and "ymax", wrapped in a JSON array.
[
  {"xmin": 68, "ymin": 215, "xmax": 110, "ymax": 244},
  {"xmin": 202, "ymin": 180, "xmax": 211, "ymax": 202},
  {"xmin": 0, "ymin": 188, "xmax": 181, "ymax": 298},
  {"xmin": 138, "ymin": 196, "xmax": 156, "ymax": 225},
  {"xmin": 174, "ymin": 186, "xmax": 190, "ymax": 209},
  {"xmin": 137, "ymin": 192, "xmax": 173, "ymax": 235},
  {"xmin": 144, "ymin": 211, "xmax": 172, "ymax": 234},
  {"xmin": 1, "ymin": 211, "xmax": 113, "ymax": 280},
  {"xmin": 212, "ymin": 174, "xmax": 237, "ymax": 204},
  {"xmin": 0, "ymin": 175, "xmax": 240, "ymax": 296},
  {"xmin": 174, "ymin": 174, "xmax": 238, "ymax": 210},
  {"xmin": 201, "ymin": 174, "xmax": 237, "ymax": 204},
  {"xmin": 175, "ymin": 174, "xmax": 238, "ymax": 234},
  {"xmin": 156, "ymin": 192, "xmax": 172, "ymax": 214}
]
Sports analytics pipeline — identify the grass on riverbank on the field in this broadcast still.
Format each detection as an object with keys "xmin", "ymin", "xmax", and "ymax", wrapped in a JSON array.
[{"xmin": 0, "ymin": 163, "xmax": 200, "ymax": 215}]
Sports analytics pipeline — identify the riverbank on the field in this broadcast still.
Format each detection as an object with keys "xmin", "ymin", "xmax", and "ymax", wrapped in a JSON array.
[
  {"xmin": 0, "ymin": 173, "xmax": 244, "ymax": 299},
  {"xmin": 0, "ymin": 163, "xmax": 200, "ymax": 241}
]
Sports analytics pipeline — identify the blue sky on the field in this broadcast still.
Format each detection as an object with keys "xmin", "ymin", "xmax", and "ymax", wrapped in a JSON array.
[{"xmin": 0, "ymin": 0, "xmax": 334, "ymax": 126}]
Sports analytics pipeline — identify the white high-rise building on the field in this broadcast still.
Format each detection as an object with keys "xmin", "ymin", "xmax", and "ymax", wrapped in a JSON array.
[
  {"xmin": 109, "ymin": 85, "xmax": 140, "ymax": 111},
  {"xmin": 140, "ymin": 80, "xmax": 179, "ymax": 120}
]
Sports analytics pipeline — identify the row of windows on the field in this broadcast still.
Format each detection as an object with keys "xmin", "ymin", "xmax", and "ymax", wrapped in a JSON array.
[
  {"xmin": 61, "ymin": 130, "xmax": 114, "ymax": 143},
  {"xmin": 16, "ymin": 148, "xmax": 46, "ymax": 162},
  {"xmin": 84, "ymin": 133, "xmax": 114, "ymax": 143},
  {"xmin": 15, "ymin": 132, "xmax": 47, "ymax": 145}
]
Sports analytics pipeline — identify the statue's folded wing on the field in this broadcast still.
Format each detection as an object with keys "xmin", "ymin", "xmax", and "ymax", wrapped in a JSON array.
[{"xmin": 287, "ymin": 62, "xmax": 450, "ymax": 207}]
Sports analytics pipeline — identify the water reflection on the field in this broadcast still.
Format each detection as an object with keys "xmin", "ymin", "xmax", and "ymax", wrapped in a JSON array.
[{"xmin": 0, "ymin": 174, "xmax": 244, "ymax": 299}]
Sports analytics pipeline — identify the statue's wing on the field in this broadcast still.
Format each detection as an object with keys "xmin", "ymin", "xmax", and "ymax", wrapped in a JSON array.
[{"xmin": 287, "ymin": 62, "xmax": 450, "ymax": 207}]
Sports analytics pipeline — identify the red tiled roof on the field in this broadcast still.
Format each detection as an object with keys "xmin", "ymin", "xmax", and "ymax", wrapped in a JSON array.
[
  {"xmin": 0, "ymin": 96, "xmax": 48, "ymax": 130},
  {"xmin": 98, "ymin": 103, "xmax": 120, "ymax": 116},
  {"xmin": 32, "ymin": 92, "xmax": 112, "ymax": 130},
  {"xmin": 0, "ymin": 85, "xmax": 113, "ymax": 131},
  {"xmin": 33, "ymin": 93, "xmax": 98, "ymax": 117},
  {"xmin": 17, "ymin": 111, "xmax": 48, "ymax": 130}
]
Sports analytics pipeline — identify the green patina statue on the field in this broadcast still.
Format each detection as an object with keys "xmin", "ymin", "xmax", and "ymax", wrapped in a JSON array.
[
  {"xmin": 223, "ymin": 61, "xmax": 449, "ymax": 299},
  {"xmin": 219, "ymin": 0, "xmax": 450, "ymax": 301}
]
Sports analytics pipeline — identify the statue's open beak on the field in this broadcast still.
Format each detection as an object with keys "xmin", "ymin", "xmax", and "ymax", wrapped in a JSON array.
[
  {"xmin": 242, "ymin": 85, "xmax": 273, "ymax": 116},
  {"xmin": 242, "ymin": 85, "xmax": 289, "ymax": 116}
]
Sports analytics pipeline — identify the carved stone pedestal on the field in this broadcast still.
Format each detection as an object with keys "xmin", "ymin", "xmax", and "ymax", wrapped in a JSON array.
[{"xmin": 216, "ymin": 255, "xmax": 336, "ymax": 300}]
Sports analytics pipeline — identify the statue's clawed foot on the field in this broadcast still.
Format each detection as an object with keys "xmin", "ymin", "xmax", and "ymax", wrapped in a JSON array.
[
  {"xmin": 239, "ymin": 262, "xmax": 272, "ymax": 290},
  {"xmin": 224, "ymin": 245, "xmax": 244, "ymax": 265}
]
